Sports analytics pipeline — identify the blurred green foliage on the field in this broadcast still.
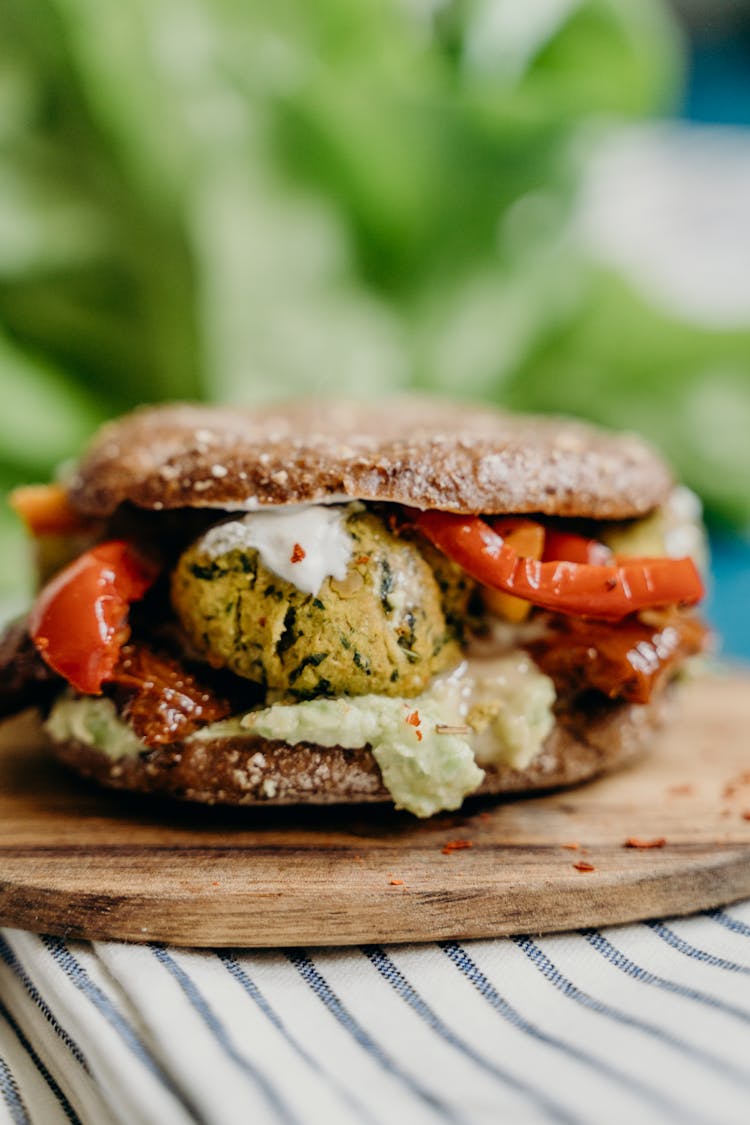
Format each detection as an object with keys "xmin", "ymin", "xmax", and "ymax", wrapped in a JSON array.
[
  {"xmin": 2, "ymin": 0, "xmax": 747, "ymax": 601},
  {"xmin": 507, "ymin": 271, "xmax": 750, "ymax": 529}
]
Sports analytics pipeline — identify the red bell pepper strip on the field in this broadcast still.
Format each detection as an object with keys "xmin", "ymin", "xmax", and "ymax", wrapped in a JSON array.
[
  {"xmin": 28, "ymin": 541, "xmax": 159, "ymax": 694},
  {"xmin": 542, "ymin": 527, "xmax": 613, "ymax": 566},
  {"xmin": 488, "ymin": 517, "xmax": 613, "ymax": 565},
  {"xmin": 414, "ymin": 511, "xmax": 704, "ymax": 621}
]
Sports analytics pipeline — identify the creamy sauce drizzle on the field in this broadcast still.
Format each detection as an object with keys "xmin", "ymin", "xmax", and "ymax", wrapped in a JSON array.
[{"xmin": 198, "ymin": 505, "xmax": 353, "ymax": 595}]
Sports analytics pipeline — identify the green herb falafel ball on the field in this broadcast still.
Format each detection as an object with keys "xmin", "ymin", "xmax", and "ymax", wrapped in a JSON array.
[{"xmin": 170, "ymin": 508, "xmax": 461, "ymax": 698}]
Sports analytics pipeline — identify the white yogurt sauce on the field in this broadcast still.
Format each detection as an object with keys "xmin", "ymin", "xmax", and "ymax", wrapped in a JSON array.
[{"xmin": 198, "ymin": 505, "xmax": 353, "ymax": 596}]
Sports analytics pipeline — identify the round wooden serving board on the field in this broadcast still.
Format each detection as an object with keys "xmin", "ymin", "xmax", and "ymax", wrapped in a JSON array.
[{"xmin": 0, "ymin": 674, "xmax": 749, "ymax": 947}]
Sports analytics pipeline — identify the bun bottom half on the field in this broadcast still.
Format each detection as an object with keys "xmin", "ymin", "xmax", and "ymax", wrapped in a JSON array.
[{"xmin": 47, "ymin": 692, "xmax": 671, "ymax": 808}]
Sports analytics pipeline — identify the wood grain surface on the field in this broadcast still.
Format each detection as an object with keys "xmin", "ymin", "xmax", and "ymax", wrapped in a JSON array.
[{"xmin": 0, "ymin": 674, "xmax": 748, "ymax": 948}]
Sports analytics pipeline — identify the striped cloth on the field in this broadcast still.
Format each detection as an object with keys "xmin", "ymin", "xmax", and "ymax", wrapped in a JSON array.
[{"xmin": 2, "ymin": 909, "xmax": 750, "ymax": 1124}]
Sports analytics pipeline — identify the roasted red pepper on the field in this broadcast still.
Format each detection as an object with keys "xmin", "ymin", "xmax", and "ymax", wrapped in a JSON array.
[
  {"xmin": 542, "ymin": 527, "xmax": 613, "ymax": 566},
  {"xmin": 488, "ymin": 517, "xmax": 613, "ymax": 565},
  {"xmin": 28, "ymin": 541, "xmax": 159, "ymax": 694},
  {"xmin": 414, "ymin": 511, "xmax": 704, "ymax": 621}
]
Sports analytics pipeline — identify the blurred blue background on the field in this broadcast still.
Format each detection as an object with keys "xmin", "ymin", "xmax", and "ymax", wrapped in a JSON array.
[
  {"xmin": 0, "ymin": 0, "xmax": 747, "ymax": 656},
  {"xmin": 678, "ymin": 3, "xmax": 750, "ymax": 660}
]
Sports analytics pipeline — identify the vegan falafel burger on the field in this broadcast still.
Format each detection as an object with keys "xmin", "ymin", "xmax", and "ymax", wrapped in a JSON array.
[{"xmin": 0, "ymin": 399, "xmax": 708, "ymax": 818}]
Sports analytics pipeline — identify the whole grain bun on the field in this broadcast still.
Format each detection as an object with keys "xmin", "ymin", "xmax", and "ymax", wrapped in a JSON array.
[
  {"xmin": 47, "ymin": 693, "xmax": 669, "ymax": 808},
  {"xmin": 69, "ymin": 399, "xmax": 672, "ymax": 521}
]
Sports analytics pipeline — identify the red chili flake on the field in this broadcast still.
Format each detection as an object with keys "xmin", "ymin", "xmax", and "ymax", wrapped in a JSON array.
[
  {"xmin": 389, "ymin": 879, "xmax": 404, "ymax": 886},
  {"xmin": 624, "ymin": 837, "xmax": 667, "ymax": 849},
  {"xmin": 442, "ymin": 839, "xmax": 473, "ymax": 855},
  {"xmin": 561, "ymin": 842, "xmax": 580, "ymax": 851},
  {"xmin": 741, "ymin": 811, "xmax": 750, "ymax": 821},
  {"xmin": 355, "ymin": 554, "xmax": 370, "ymax": 565},
  {"xmin": 573, "ymin": 861, "xmax": 596, "ymax": 872},
  {"xmin": 290, "ymin": 543, "xmax": 306, "ymax": 564},
  {"xmin": 415, "ymin": 729, "xmax": 423, "ymax": 741},
  {"xmin": 406, "ymin": 711, "xmax": 421, "ymax": 727},
  {"xmin": 723, "ymin": 771, "xmax": 750, "ymax": 799}
]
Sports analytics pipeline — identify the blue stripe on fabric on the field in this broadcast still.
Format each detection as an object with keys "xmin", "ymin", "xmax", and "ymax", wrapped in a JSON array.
[
  {"xmin": 152, "ymin": 946, "xmax": 298, "ymax": 1125},
  {"xmin": 706, "ymin": 909, "xmax": 750, "ymax": 939},
  {"xmin": 0, "ymin": 936, "xmax": 88, "ymax": 1071},
  {"xmin": 287, "ymin": 950, "xmax": 462, "ymax": 1124},
  {"xmin": 648, "ymin": 921, "xmax": 750, "ymax": 974},
  {"xmin": 584, "ymin": 930, "xmax": 750, "ymax": 1025},
  {"xmin": 363, "ymin": 945, "xmax": 580, "ymax": 1125},
  {"xmin": 217, "ymin": 952, "xmax": 379, "ymax": 1125},
  {"xmin": 0, "ymin": 1001, "xmax": 80, "ymax": 1125},
  {"xmin": 41, "ymin": 937, "xmax": 202, "ymax": 1123},
  {"xmin": 516, "ymin": 937, "xmax": 750, "ymax": 1089},
  {"xmin": 0, "ymin": 1054, "xmax": 30, "ymax": 1125},
  {"xmin": 440, "ymin": 941, "xmax": 695, "ymax": 1122}
]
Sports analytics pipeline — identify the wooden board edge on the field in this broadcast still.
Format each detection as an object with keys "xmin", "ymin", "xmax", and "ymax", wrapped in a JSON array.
[{"xmin": 3, "ymin": 847, "xmax": 749, "ymax": 947}]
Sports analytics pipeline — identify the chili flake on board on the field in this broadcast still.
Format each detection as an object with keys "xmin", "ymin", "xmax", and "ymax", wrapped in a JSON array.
[
  {"xmin": 442, "ymin": 839, "xmax": 473, "ymax": 855},
  {"xmin": 625, "ymin": 837, "xmax": 667, "ymax": 849}
]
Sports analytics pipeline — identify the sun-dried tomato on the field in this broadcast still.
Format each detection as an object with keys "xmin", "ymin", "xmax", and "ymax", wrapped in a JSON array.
[
  {"xmin": 526, "ymin": 609, "xmax": 707, "ymax": 704},
  {"xmin": 109, "ymin": 643, "xmax": 232, "ymax": 746}
]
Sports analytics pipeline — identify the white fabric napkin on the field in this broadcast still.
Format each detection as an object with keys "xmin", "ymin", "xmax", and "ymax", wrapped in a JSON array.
[{"xmin": 3, "ymin": 903, "xmax": 750, "ymax": 1125}]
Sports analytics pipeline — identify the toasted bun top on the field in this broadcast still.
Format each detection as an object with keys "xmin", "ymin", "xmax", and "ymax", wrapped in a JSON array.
[{"xmin": 68, "ymin": 399, "xmax": 673, "ymax": 520}]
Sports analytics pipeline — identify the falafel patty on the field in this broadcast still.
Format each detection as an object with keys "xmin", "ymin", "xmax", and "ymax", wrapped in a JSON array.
[{"xmin": 171, "ymin": 508, "xmax": 464, "ymax": 698}]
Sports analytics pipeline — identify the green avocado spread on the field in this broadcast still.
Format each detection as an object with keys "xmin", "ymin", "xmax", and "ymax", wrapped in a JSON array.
[
  {"xmin": 46, "ymin": 695, "xmax": 144, "ymax": 758},
  {"xmin": 46, "ymin": 653, "xmax": 556, "ymax": 818},
  {"xmin": 250, "ymin": 689, "xmax": 482, "ymax": 818}
]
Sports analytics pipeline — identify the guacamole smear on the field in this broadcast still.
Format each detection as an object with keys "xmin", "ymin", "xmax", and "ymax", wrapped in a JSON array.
[
  {"xmin": 602, "ymin": 486, "xmax": 708, "ymax": 574},
  {"xmin": 45, "ymin": 651, "xmax": 556, "ymax": 818},
  {"xmin": 464, "ymin": 654, "xmax": 556, "ymax": 771},
  {"xmin": 238, "ymin": 684, "xmax": 483, "ymax": 818},
  {"xmin": 46, "ymin": 695, "xmax": 144, "ymax": 758}
]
